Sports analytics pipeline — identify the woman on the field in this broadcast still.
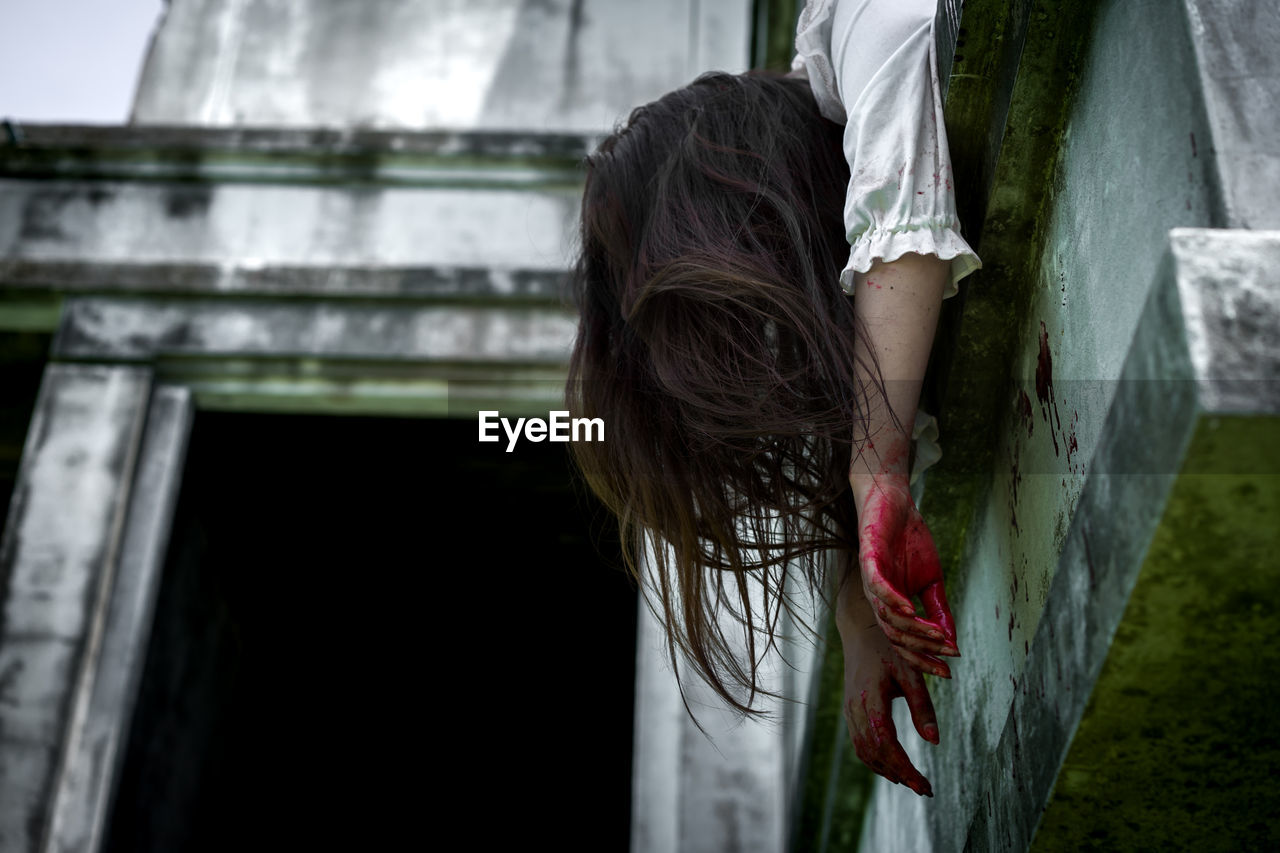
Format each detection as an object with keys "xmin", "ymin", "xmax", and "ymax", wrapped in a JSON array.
[{"xmin": 567, "ymin": 0, "xmax": 979, "ymax": 798}]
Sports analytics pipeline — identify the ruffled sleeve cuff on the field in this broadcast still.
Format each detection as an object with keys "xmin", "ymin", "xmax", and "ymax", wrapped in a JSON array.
[
  {"xmin": 910, "ymin": 409, "xmax": 943, "ymax": 485},
  {"xmin": 791, "ymin": 0, "xmax": 846, "ymax": 124},
  {"xmin": 838, "ymin": 219, "xmax": 982, "ymax": 298}
]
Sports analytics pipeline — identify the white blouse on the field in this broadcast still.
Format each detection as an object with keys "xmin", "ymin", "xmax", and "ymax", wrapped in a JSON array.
[{"xmin": 792, "ymin": 0, "xmax": 981, "ymax": 297}]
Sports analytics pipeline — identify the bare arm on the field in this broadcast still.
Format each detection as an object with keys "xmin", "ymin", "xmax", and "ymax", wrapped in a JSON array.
[
  {"xmin": 846, "ymin": 252, "xmax": 960, "ymax": 673},
  {"xmin": 849, "ymin": 252, "xmax": 946, "ymax": 485}
]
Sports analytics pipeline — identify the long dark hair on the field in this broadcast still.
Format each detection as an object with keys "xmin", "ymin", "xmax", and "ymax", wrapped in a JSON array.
[{"xmin": 567, "ymin": 71, "xmax": 877, "ymax": 715}]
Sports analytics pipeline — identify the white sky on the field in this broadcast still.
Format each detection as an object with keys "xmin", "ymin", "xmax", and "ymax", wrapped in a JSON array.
[{"xmin": 0, "ymin": 0, "xmax": 165, "ymax": 124}]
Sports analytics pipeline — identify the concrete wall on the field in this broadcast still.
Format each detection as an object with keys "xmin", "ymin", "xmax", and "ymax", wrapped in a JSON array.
[
  {"xmin": 131, "ymin": 0, "xmax": 751, "ymax": 131},
  {"xmin": 948, "ymin": 0, "xmax": 1215, "ymax": 812},
  {"xmin": 0, "ymin": 178, "xmax": 578, "ymax": 270}
]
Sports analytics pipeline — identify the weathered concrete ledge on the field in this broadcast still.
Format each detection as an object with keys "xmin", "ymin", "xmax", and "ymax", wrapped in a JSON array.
[
  {"xmin": 1168, "ymin": 228, "xmax": 1280, "ymax": 413},
  {"xmin": 53, "ymin": 297, "xmax": 576, "ymax": 365},
  {"xmin": 0, "ymin": 124, "xmax": 599, "ymax": 189},
  {"xmin": 44, "ymin": 296, "xmax": 577, "ymax": 418},
  {"xmin": 0, "ymin": 177, "xmax": 578, "ymax": 275},
  {"xmin": 0, "ymin": 260, "xmax": 569, "ymax": 307},
  {"xmin": 961, "ymin": 228, "xmax": 1280, "ymax": 852}
]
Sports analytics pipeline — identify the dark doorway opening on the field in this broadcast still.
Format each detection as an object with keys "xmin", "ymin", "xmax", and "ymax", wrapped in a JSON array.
[
  {"xmin": 104, "ymin": 412, "xmax": 635, "ymax": 851},
  {"xmin": 0, "ymin": 332, "xmax": 51, "ymax": 529}
]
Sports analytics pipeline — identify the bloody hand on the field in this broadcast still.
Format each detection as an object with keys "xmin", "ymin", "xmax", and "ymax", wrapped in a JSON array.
[
  {"xmin": 839, "ymin": 590, "xmax": 940, "ymax": 797},
  {"xmin": 855, "ymin": 475, "xmax": 959, "ymax": 676}
]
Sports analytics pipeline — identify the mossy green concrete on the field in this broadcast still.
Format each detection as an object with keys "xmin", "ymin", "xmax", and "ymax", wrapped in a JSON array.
[
  {"xmin": 926, "ymin": 0, "xmax": 1098, "ymax": 588},
  {"xmin": 0, "ymin": 293, "xmax": 63, "ymax": 332},
  {"xmin": 1032, "ymin": 415, "xmax": 1280, "ymax": 852},
  {"xmin": 0, "ymin": 331, "xmax": 50, "ymax": 527},
  {"xmin": 751, "ymin": 0, "xmax": 801, "ymax": 72}
]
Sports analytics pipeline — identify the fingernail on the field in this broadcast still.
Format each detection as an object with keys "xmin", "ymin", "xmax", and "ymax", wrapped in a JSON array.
[
  {"xmin": 924, "ymin": 725, "xmax": 939, "ymax": 744},
  {"xmin": 928, "ymin": 630, "xmax": 943, "ymax": 640},
  {"xmin": 935, "ymin": 665, "xmax": 951, "ymax": 678}
]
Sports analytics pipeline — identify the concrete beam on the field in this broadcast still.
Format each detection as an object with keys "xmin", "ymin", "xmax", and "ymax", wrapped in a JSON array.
[
  {"xmin": 173, "ymin": 359, "xmax": 570, "ymax": 419},
  {"xmin": 54, "ymin": 297, "xmax": 576, "ymax": 365},
  {"xmin": 0, "ymin": 178, "xmax": 578, "ymax": 273},
  {"xmin": 48, "ymin": 296, "xmax": 576, "ymax": 417},
  {"xmin": 44, "ymin": 386, "xmax": 193, "ymax": 853},
  {"xmin": 1, "ymin": 123, "xmax": 601, "ymax": 166},
  {"xmin": 0, "ymin": 260, "xmax": 568, "ymax": 307},
  {"xmin": 0, "ymin": 365, "xmax": 152, "ymax": 853},
  {"xmin": 0, "ymin": 125, "xmax": 594, "ymax": 191},
  {"xmin": 845, "ymin": 0, "xmax": 1272, "ymax": 843}
]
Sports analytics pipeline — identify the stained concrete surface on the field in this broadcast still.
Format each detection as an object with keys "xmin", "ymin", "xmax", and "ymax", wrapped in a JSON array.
[
  {"xmin": 54, "ymin": 297, "xmax": 577, "ymax": 365},
  {"xmin": 131, "ymin": 0, "xmax": 750, "ymax": 132},
  {"xmin": 0, "ymin": 178, "xmax": 579, "ymax": 272}
]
